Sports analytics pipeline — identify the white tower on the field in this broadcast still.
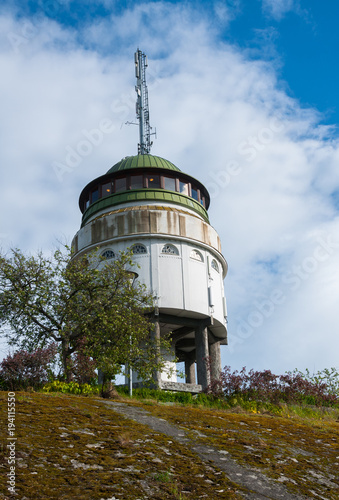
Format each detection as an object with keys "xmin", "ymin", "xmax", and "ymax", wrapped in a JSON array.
[{"xmin": 72, "ymin": 50, "xmax": 228, "ymax": 390}]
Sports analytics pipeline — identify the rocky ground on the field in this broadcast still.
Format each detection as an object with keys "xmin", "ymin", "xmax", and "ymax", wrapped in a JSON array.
[{"xmin": 0, "ymin": 391, "xmax": 338, "ymax": 499}]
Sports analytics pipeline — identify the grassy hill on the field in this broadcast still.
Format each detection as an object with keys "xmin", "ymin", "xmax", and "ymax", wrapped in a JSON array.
[{"xmin": 0, "ymin": 391, "xmax": 338, "ymax": 499}]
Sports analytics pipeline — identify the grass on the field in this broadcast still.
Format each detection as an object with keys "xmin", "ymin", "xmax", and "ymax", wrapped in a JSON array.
[
  {"xmin": 0, "ymin": 389, "xmax": 338, "ymax": 499},
  {"xmin": 0, "ymin": 391, "xmax": 242, "ymax": 499},
  {"xmin": 117, "ymin": 385, "xmax": 339, "ymax": 421},
  {"xmin": 131, "ymin": 398, "xmax": 339, "ymax": 499}
]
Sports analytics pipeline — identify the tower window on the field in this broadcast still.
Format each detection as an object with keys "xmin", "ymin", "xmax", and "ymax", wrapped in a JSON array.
[
  {"xmin": 115, "ymin": 177, "xmax": 127, "ymax": 193},
  {"xmin": 91, "ymin": 189, "xmax": 99, "ymax": 203},
  {"xmin": 101, "ymin": 249, "xmax": 115, "ymax": 260},
  {"xmin": 130, "ymin": 175, "xmax": 143, "ymax": 189},
  {"xmin": 147, "ymin": 174, "xmax": 160, "ymax": 189},
  {"xmin": 131, "ymin": 244, "xmax": 147, "ymax": 254},
  {"xmin": 190, "ymin": 249, "xmax": 203, "ymax": 262},
  {"xmin": 179, "ymin": 181, "xmax": 188, "ymax": 196},
  {"xmin": 191, "ymin": 186, "xmax": 199, "ymax": 201},
  {"xmin": 102, "ymin": 182, "xmax": 112, "ymax": 197},
  {"xmin": 161, "ymin": 244, "xmax": 179, "ymax": 255},
  {"xmin": 163, "ymin": 176, "xmax": 176, "ymax": 191},
  {"xmin": 211, "ymin": 259, "xmax": 219, "ymax": 273}
]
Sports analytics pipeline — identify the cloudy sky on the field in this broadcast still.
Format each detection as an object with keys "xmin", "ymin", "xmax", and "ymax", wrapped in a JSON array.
[{"xmin": 1, "ymin": 0, "xmax": 339, "ymax": 377}]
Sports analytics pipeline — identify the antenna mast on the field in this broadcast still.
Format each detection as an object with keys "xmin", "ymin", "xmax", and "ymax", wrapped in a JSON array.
[{"xmin": 135, "ymin": 49, "xmax": 154, "ymax": 154}]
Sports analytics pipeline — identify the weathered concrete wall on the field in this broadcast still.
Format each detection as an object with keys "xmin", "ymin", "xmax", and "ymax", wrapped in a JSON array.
[
  {"xmin": 73, "ymin": 206, "xmax": 223, "ymax": 260},
  {"xmin": 160, "ymin": 381, "xmax": 202, "ymax": 393}
]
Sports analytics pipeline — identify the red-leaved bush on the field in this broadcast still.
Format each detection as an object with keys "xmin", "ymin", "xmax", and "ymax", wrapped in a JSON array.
[
  {"xmin": 206, "ymin": 365, "xmax": 338, "ymax": 407},
  {"xmin": 0, "ymin": 344, "xmax": 57, "ymax": 390}
]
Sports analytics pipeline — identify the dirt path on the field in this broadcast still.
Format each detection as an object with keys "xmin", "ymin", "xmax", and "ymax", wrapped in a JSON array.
[{"xmin": 101, "ymin": 401, "xmax": 307, "ymax": 500}]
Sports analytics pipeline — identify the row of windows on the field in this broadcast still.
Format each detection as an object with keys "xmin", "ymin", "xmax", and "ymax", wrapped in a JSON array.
[
  {"xmin": 101, "ymin": 244, "xmax": 220, "ymax": 272},
  {"xmin": 84, "ymin": 172, "xmax": 206, "ymax": 210}
]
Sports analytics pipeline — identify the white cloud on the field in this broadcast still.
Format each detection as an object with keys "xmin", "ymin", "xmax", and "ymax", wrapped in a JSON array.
[
  {"xmin": 262, "ymin": 0, "xmax": 298, "ymax": 21},
  {"xmin": 213, "ymin": 0, "xmax": 242, "ymax": 27},
  {"xmin": 0, "ymin": 4, "xmax": 338, "ymax": 375}
]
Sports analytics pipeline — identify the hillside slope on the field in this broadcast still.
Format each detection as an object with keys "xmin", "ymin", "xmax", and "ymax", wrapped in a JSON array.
[{"xmin": 0, "ymin": 392, "xmax": 338, "ymax": 499}]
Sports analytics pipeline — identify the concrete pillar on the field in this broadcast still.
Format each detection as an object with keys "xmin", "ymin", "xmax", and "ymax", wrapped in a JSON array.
[
  {"xmin": 209, "ymin": 341, "xmax": 221, "ymax": 382},
  {"xmin": 195, "ymin": 323, "xmax": 210, "ymax": 389},
  {"xmin": 151, "ymin": 317, "xmax": 161, "ymax": 388},
  {"xmin": 185, "ymin": 352, "xmax": 196, "ymax": 384},
  {"xmin": 98, "ymin": 369, "xmax": 104, "ymax": 385}
]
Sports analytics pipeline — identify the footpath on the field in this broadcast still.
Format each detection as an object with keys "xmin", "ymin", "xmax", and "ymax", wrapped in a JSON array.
[{"xmin": 101, "ymin": 401, "xmax": 307, "ymax": 500}]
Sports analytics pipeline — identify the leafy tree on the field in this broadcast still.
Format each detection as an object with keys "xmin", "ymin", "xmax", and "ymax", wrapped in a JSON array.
[{"xmin": 0, "ymin": 247, "xmax": 171, "ymax": 383}]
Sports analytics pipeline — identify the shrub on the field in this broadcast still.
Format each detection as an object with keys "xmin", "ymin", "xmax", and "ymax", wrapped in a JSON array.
[
  {"xmin": 294, "ymin": 367, "xmax": 339, "ymax": 397},
  {"xmin": 0, "ymin": 344, "xmax": 57, "ymax": 391},
  {"xmin": 206, "ymin": 366, "xmax": 339, "ymax": 407},
  {"xmin": 42, "ymin": 380, "xmax": 100, "ymax": 395}
]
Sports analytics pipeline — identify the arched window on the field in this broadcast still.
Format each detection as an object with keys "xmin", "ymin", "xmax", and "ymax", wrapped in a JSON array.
[
  {"xmin": 161, "ymin": 244, "xmax": 179, "ymax": 255},
  {"xmin": 101, "ymin": 249, "xmax": 115, "ymax": 260},
  {"xmin": 131, "ymin": 244, "xmax": 147, "ymax": 255},
  {"xmin": 190, "ymin": 249, "xmax": 203, "ymax": 262},
  {"xmin": 211, "ymin": 259, "xmax": 219, "ymax": 273}
]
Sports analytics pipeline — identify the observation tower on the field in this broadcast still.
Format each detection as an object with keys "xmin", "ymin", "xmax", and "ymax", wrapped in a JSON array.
[{"xmin": 72, "ymin": 50, "xmax": 228, "ymax": 390}]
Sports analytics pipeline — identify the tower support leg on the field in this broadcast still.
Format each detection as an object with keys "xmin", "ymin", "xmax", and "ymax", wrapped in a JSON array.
[
  {"xmin": 195, "ymin": 323, "xmax": 210, "ymax": 389},
  {"xmin": 209, "ymin": 341, "xmax": 221, "ymax": 382},
  {"xmin": 185, "ymin": 352, "xmax": 196, "ymax": 384}
]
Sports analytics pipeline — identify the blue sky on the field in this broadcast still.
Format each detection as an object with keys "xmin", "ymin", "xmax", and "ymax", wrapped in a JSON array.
[
  {"xmin": 6, "ymin": 0, "xmax": 339, "ymax": 122},
  {"xmin": 1, "ymin": 0, "xmax": 339, "ymax": 376},
  {"xmin": 229, "ymin": 1, "xmax": 339, "ymax": 121}
]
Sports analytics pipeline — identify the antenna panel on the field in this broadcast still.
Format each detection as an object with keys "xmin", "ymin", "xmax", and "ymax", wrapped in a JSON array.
[{"xmin": 134, "ymin": 49, "xmax": 155, "ymax": 155}]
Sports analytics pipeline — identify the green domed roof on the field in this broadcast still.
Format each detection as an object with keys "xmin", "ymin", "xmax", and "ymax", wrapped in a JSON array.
[{"xmin": 107, "ymin": 154, "xmax": 181, "ymax": 174}]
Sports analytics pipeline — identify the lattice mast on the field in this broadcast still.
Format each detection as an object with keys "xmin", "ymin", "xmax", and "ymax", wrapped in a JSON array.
[{"xmin": 135, "ymin": 49, "xmax": 154, "ymax": 154}]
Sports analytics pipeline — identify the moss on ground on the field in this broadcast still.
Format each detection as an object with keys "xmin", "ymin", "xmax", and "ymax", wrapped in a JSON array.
[
  {"xmin": 132, "ymin": 400, "xmax": 339, "ymax": 499},
  {"xmin": 0, "ymin": 392, "xmax": 243, "ymax": 499}
]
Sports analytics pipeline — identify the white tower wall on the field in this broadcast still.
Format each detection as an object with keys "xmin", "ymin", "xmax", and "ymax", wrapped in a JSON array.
[
  {"xmin": 73, "ymin": 206, "xmax": 227, "ymax": 330},
  {"xmin": 73, "ymin": 148, "xmax": 228, "ymax": 391}
]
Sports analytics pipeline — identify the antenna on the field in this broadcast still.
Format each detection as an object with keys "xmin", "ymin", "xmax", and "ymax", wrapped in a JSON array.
[{"xmin": 135, "ymin": 49, "xmax": 155, "ymax": 154}]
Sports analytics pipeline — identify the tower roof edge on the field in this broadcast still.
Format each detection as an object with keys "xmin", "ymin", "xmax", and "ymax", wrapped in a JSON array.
[{"xmin": 107, "ymin": 154, "xmax": 181, "ymax": 174}]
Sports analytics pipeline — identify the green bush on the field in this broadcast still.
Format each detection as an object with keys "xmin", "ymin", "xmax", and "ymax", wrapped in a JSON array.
[
  {"xmin": 42, "ymin": 380, "xmax": 100, "ymax": 395},
  {"xmin": 173, "ymin": 392, "xmax": 193, "ymax": 404}
]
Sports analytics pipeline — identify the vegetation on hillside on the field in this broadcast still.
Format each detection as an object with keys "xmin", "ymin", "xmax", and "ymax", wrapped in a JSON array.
[
  {"xmin": 205, "ymin": 365, "xmax": 339, "ymax": 408},
  {"xmin": 0, "ymin": 390, "xmax": 338, "ymax": 499},
  {"xmin": 0, "ymin": 391, "xmax": 243, "ymax": 499},
  {"xmin": 134, "ymin": 398, "xmax": 339, "ymax": 499},
  {"xmin": 0, "ymin": 247, "xmax": 172, "ymax": 386}
]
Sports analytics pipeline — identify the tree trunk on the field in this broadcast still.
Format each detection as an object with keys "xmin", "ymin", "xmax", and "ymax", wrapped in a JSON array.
[{"xmin": 61, "ymin": 338, "xmax": 73, "ymax": 382}]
